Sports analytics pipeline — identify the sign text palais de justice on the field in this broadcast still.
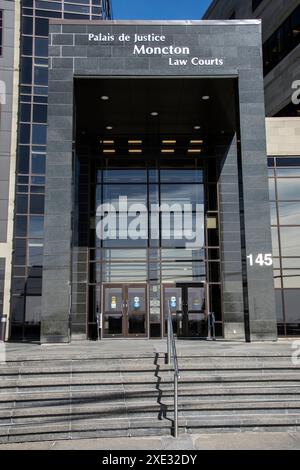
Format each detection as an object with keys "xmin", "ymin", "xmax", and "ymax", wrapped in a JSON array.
[{"xmin": 88, "ymin": 32, "xmax": 224, "ymax": 67}]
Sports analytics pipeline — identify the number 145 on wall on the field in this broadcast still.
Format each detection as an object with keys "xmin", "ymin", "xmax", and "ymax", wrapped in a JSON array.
[{"xmin": 247, "ymin": 254, "xmax": 273, "ymax": 266}]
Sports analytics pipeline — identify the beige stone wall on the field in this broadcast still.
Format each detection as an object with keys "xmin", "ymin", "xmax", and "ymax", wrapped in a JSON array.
[{"xmin": 266, "ymin": 117, "xmax": 300, "ymax": 155}]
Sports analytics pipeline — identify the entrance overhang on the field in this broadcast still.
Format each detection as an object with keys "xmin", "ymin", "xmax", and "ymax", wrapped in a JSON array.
[{"xmin": 41, "ymin": 20, "xmax": 277, "ymax": 344}]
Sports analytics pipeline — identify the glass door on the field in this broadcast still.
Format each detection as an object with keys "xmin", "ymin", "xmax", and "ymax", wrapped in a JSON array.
[
  {"xmin": 126, "ymin": 285, "xmax": 147, "ymax": 337},
  {"xmin": 103, "ymin": 284, "xmax": 147, "ymax": 337},
  {"xmin": 163, "ymin": 285, "xmax": 183, "ymax": 336},
  {"xmin": 185, "ymin": 285, "xmax": 207, "ymax": 337},
  {"xmin": 103, "ymin": 285, "xmax": 123, "ymax": 337},
  {"xmin": 163, "ymin": 283, "xmax": 207, "ymax": 338}
]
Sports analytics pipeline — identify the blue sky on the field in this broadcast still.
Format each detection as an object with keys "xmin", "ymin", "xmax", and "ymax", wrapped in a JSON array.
[{"xmin": 112, "ymin": 0, "xmax": 212, "ymax": 20}]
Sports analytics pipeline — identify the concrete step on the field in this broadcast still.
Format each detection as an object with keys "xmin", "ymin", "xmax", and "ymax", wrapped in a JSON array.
[
  {"xmin": 0, "ymin": 398, "xmax": 300, "ymax": 423},
  {"xmin": 1, "ymin": 383, "xmax": 300, "ymax": 406},
  {"xmin": 2, "ymin": 412, "xmax": 300, "ymax": 444},
  {"xmin": 0, "ymin": 417, "xmax": 172, "ymax": 443},
  {"xmin": 1, "ymin": 371, "xmax": 300, "ymax": 391}
]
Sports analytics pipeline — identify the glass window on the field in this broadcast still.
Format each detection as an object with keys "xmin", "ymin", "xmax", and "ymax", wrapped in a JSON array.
[
  {"xmin": 160, "ymin": 184, "xmax": 204, "ymax": 205},
  {"xmin": 31, "ymin": 175, "xmax": 45, "ymax": 185},
  {"xmin": 102, "ymin": 169, "xmax": 147, "ymax": 184},
  {"xmin": 64, "ymin": 4, "xmax": 90, "ymax": 13},
  {"xmin": 277, "ymin": 179, "xmax": 300, "ymax": 200},
  {"xmin": 29, "ymin": 216, "xmax": 44, "ymax": 238},
  {"xmin": 34, "ymin": 66, "xmax": 48, "ymax": 86},
  {"xmin": 22, "ymin": 16, "xmax": 33, "ymax": 35},
  {"xmin": 268, "ymin": 178, "xmax": 276, "ymax": 200},
  {"xmin": 16, "ymin": 194, "xmax": 28, "ymax": 214},
  {"xmin": 273, "ymin": 270, "xmax": 282, "ymax": 288},
  {"xmin": 19, "ymin": 124, "xmax": 31, "ymax": 144},
  {"xmin": 14, "ymin": 239, "xmax": 26, "ymax": 266},
  {"xmin": 280, "ymin": 227, "xmax": 300, "ymax": 256},
  {"xmin": 35, "ymin": 1, "xmax": 62, "ymax": 11},
  {"xmin": 32, "ymin": 124, "xmax": 47, "ymax": 145},
  {"xmin": 33, "ymin": 104, "xmax": 47, "ymax": 123},
  {"xmin": 160, "ymin": 169, "xmax": 203, "ymax": 183},
  {"xmin": 21, "ymin": 57, "xmax": 32, "ymax": 84},
  {"xmin": 270, "ymin": 202, "xmax": 277, "ymax": 225},
  {"xmin": 30, "ymin": 195, "xmax": 44, "ymax": 214},
  {"xmin": 276, "ymin": 168, "xmax": 300, "ymax": 177},
  {"xmin": 35, "ymin": 18, "xmax": 49, "ymax": 37},
  {"xmin": 25, "ymin": 296, "xmax": 41, "ymax": 323},
  {"xmin": 282, "ymin": 271, "xmax": 300, "ymax": 288},
  {"xmin": 102, "ymin": 184, "xmax": 147, "ymax": 206},
  {"xmin": 28, "ymin": 241, "xmax": 43, "ymax": 266},
  {"xmin": 275, "ymin": 290, "xmax": 284, "ymax": 322},
  {"xmin": 281, "ymin": 258, "xmax": 300, "ymax": 269},
  {"xmin": 22, "ymin": 36, "xmax": 33, "ymax": 56},
  {"xmin": 278, "ymin": 202, "xmax": 300, "ymax": 225},
  {"xmin": 11, "ymin": 296, "xmax": 25, "ymax": 323},
  {"xmin": 35, "ymin": 37, "xmax": 48, "ymax": 57},
  {"xmin": 284, "ymin": 289, "xmax": 300, "ymax": 323},
  {"xmin": 15, "ymin": 215, "xmax": 27, "ymax": 237},
  {"xmin": 263, "ymin": 5, "xmax": 300, "ymax": 75},
  {"xmin": 20, "ymin": 103, "xmax": 31, "ymax": 122},
  {"xmin": 32, "ymin": 154, "xmax": 46, "ymax": 174},
  {"xmin": 17, "ymin": 146, "xmax": 30, "ymax": 173},
  {"xmin": 271, "ymin": 227, "xmax": 279, "ymax": 256},
  {"xmin": 276, "ymin": 158, "xmax": 300, "ymax": 166}
]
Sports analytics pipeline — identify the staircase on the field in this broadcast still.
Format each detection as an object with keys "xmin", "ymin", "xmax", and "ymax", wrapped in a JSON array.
[{"xmin": 1, "ymin": 346, "xmax": 300, "ymax": 443}]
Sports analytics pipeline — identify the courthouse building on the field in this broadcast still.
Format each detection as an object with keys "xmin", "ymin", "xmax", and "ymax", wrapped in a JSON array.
[{"xmin": 0, "ymin": 0, "xmax": 299, "ymax": 343}]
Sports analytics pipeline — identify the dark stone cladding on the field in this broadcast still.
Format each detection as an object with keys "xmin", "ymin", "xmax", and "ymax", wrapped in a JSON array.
[{"xmin": 41, "ymin": 20, "xmax": 277, "ymax": 343}]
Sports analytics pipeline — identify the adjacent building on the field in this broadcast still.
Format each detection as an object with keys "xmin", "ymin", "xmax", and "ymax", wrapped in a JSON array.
[{"xmin": 204, "ymin": 0, "xmax": 300, "ymax": 337}]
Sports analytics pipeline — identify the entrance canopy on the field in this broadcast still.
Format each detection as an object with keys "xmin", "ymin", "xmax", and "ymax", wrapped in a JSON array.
[{"xmin": 41, "ymin": 20, "xmax": 277, "ymax": 343}]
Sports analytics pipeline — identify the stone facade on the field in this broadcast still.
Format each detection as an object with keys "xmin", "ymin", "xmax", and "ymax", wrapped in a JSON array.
[{"xmin": 41, "ymin": 20, "xmax": 277, "ymax": 343}]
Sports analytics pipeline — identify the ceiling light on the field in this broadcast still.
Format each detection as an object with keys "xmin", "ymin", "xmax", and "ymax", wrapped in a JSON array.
[
  {"xmin": 188, "ymin": 149, "xmax": 202, "ymax": 154},
  {"xmin": 194, "ymin": 125, "xmax": 201, "ymax": 130},
  {"xmin": 161, "ymin": 149, "xmax": 175, "ymax": 153},
  {"xmin": 106, "ymin": 126, "xmax": 113, "ymax": 130},
  {"xmin": 190, "ymin": 140, "xmax": 203, "ymax": 144},
  {"xmin": 151, "ymin": 111, "xmax": 159, "ymax": 116},
  {"xmin": 103, "ymin": 149, "xmax": 115, "ymax": 154},
  {"xmin": 101, "ymin": 95, "xmax": 109, "ymax": 100},
  {"xmin": 162, "ymin": 140, "xmax": 176, "ymax": 145},
  {"xmin": 101, "ymin": 140, "xmax": 114, "ymax": 145},
  {"xmin": 128, "ymin": 149, "xmax": 142, "ymax": 153},
  {"xmin": 128, "ymin": 140, "xmax": 143, "ymax": 145},
  {"xmin": 202, "ymin": 95, "xmax": 210, "ymax": 100}
]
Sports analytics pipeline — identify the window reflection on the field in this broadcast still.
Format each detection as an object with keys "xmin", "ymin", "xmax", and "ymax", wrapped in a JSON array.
[
  {"xmin": 280, "ymin": 227, "xmax": 300, "ymax": 256},
  {"xmin": 277, "ymin": 179, "xmax": 300, "ymax": 200},
  {"xmin": 268, "ymin": 179, "xmax": 275, "ymax": 200},
  {"xmin": 278, "ymin": 202, "xmax": 300, "ymax": 225}
]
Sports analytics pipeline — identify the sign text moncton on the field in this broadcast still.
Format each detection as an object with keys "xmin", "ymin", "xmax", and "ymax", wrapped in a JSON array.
[{"xmin": 88, "ymin": 32, "xmax": 224, "ymax": 67}]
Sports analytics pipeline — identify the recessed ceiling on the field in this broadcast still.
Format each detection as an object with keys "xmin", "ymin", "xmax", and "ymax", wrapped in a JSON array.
[{"xmin": 75, "ymin": 77, "xmax": 238, "ymax": 140}]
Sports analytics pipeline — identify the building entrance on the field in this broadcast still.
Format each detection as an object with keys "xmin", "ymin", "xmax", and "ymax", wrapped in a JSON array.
[
  {"xmin": 163, "ymin": 283, "xmax": 208, "ymax": 338},
  {"xmin": 74, "ymin": 77, "xmax": 229, "ymax": 340},
  {"xmin": 103, "ymin": 284, "xmax": 147, "ymax": 337}
]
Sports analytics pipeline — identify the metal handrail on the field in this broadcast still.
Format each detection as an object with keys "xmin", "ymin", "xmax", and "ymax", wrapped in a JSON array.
[{"xmin": 167, "ymin": 305, "xmax": 180, "ymax": 438}]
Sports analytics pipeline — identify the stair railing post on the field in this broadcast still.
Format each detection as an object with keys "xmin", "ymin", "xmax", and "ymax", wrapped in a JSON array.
[{"xmin": 174, "ymin": 372, "xmax": 178, "ymax": 438}]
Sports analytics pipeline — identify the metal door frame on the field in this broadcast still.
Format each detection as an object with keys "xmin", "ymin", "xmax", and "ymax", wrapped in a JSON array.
[
  {"xmin": 162, "ymin": 282, "xmax": 208, "ymax": 337},
  {"xmin": 102, "ymin": 283, "xmax": 148, "ymax": 338}
]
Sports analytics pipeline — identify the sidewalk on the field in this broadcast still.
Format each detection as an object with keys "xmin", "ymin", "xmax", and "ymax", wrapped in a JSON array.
[{"xmin": 1, "ymin": 431, "xmax": 300, "ymax": 450}]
